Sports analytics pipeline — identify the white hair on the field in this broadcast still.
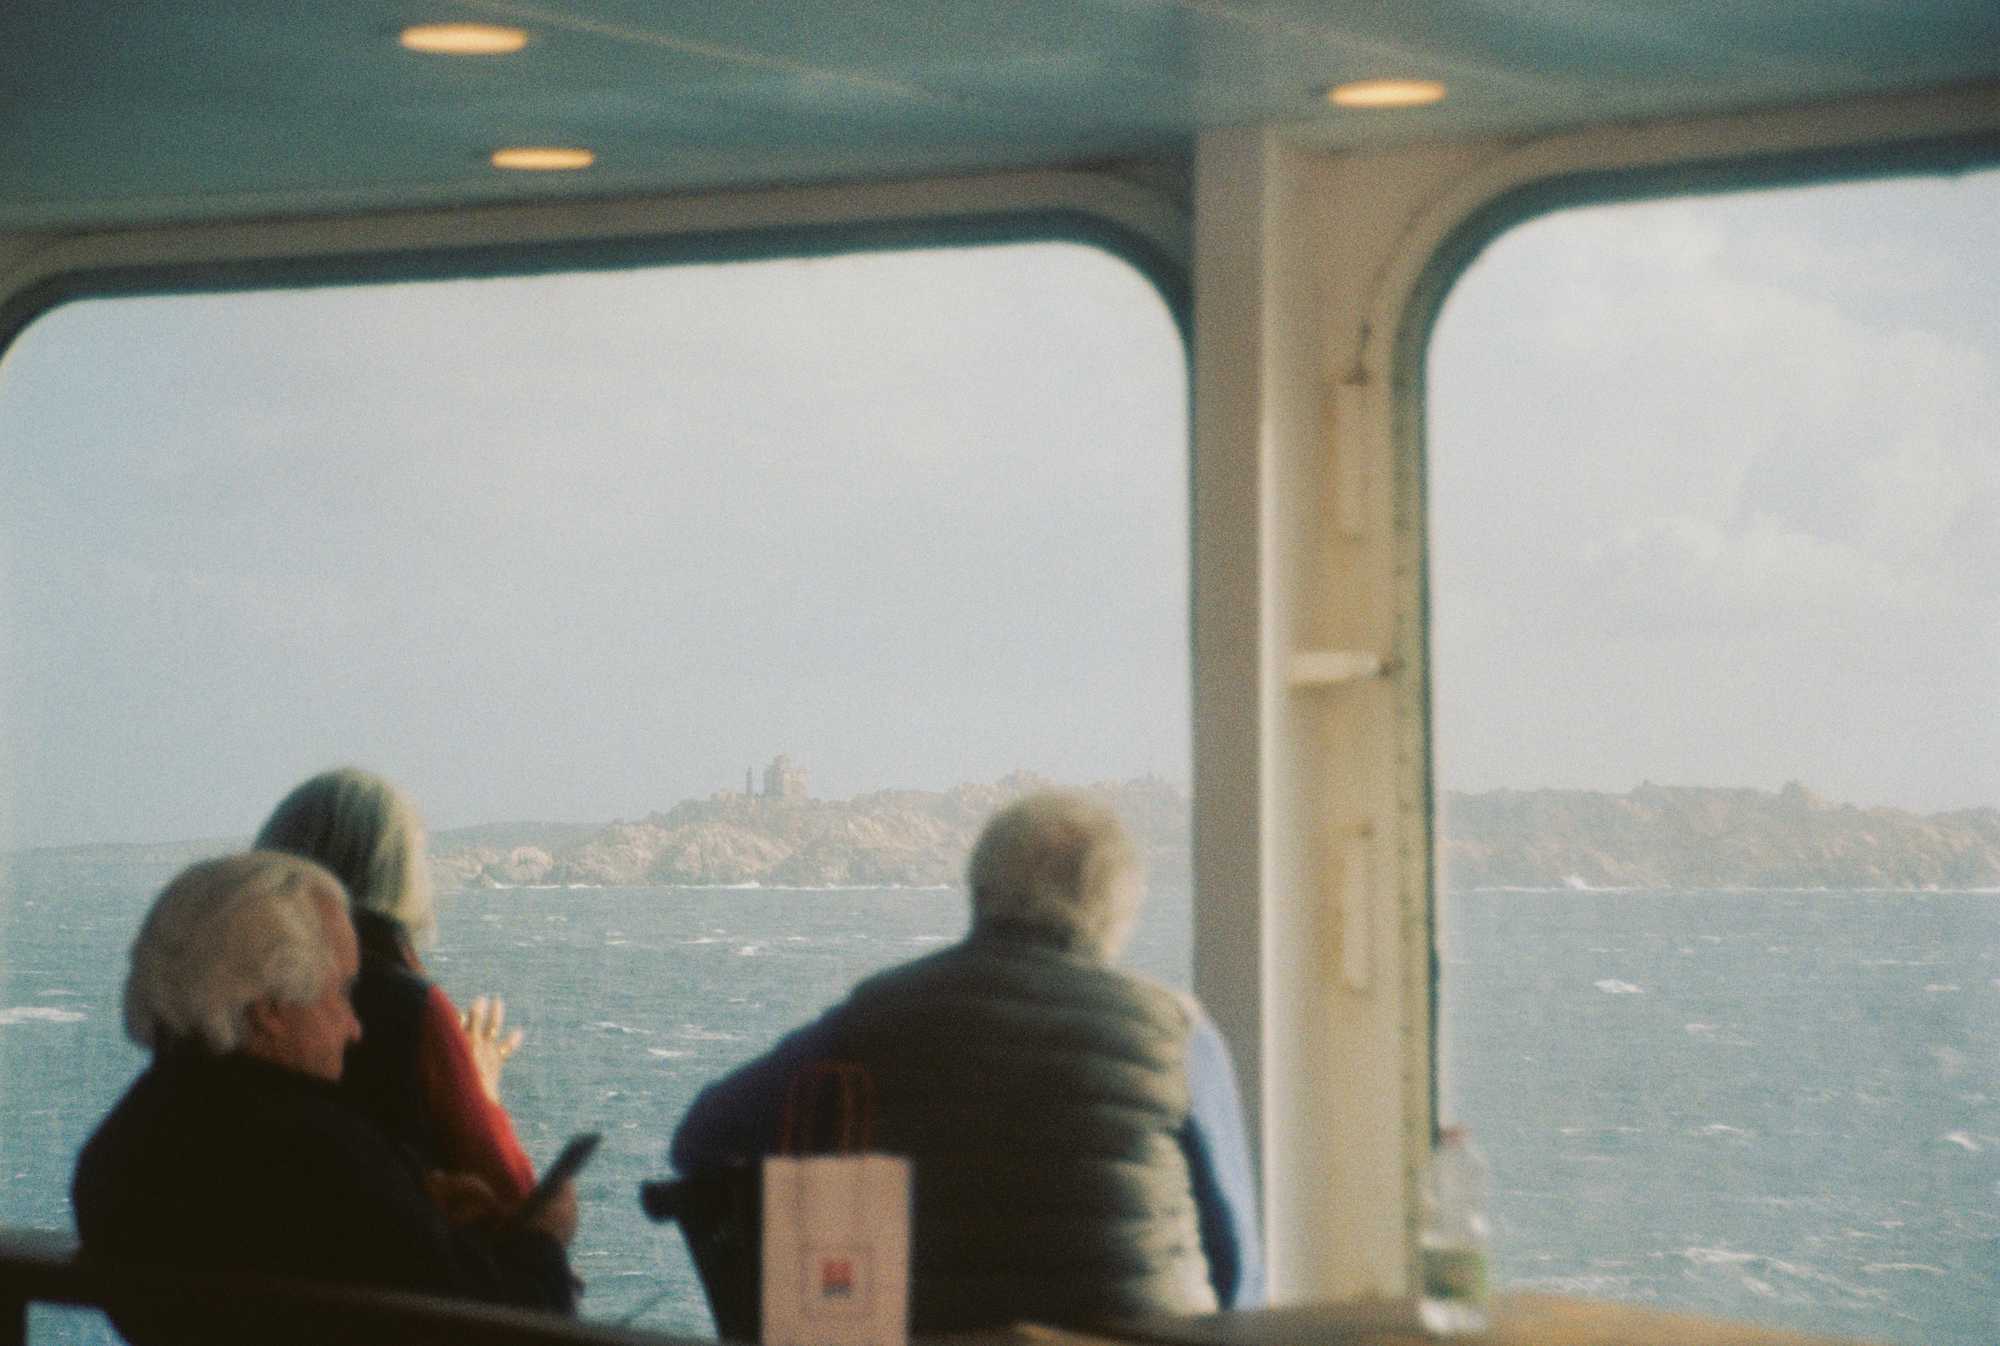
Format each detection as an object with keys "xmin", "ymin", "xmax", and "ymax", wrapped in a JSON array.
[
  {"xmin": 255, "ymin": 767, "xmax": 436, "ymax": 948},
  {"xmin": 967, "ymin": 791, "xmax": 1142, "ymax": 960},
  {"xmin": 123, "ymin": 851, "xmax": 346, "ymax": 1055}
]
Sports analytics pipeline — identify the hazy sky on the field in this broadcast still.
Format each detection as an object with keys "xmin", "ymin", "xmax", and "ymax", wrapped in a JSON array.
[
  {"xmin": 4, "ymin": 166, "xmax": 1996, "ymax": 848},
  {"xmin": 0, "ymin": 243, "xmax": 1189, "ymax": 848},
  {"xmin": 1430, "ymin": 166, "xmax": 2000, "ymax": 813}
]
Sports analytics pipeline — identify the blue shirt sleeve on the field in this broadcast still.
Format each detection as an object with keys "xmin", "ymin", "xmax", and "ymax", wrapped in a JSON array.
[{"xmin": 1181, "ymin": 1004, "xmax": 1266, "ymax": 1308}]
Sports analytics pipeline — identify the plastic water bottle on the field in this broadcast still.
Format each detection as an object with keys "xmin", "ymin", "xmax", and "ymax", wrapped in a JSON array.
[{"xmin": 1419, "ymin": 1125, "xmax": 1490, "ymax": 1331}]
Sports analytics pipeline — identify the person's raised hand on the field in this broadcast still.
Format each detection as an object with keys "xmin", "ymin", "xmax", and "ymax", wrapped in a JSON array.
[
  {"xmin": 460, "ymin": 995, "xmax": 524, "ymax": 1102},
  {"xmin": 526, "ymin": 1179, "xmax": 580, "ymax": 1247},
  {"xmin": 425, "ymin": 1170, "xmax": 506, "ymax": 1227}
]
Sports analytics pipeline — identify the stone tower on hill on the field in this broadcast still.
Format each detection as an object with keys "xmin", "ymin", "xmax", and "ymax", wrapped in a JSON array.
[{"xmin": 762, "ymin": 754, "xmax": 808, "ymax": 800}]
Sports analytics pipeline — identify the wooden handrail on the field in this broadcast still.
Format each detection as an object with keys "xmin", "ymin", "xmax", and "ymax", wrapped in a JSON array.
[
  {"xmin": 1086, "ymin": 1296, "xmax": 1887, "ymax": 1346},
  {"xmin": 0, "ymin": 1226, "xmax": 699, "ymax": 1346},
  {"xmin": 3, "ymin": 1225, "xmax": 1891, "ymax": 1346}
]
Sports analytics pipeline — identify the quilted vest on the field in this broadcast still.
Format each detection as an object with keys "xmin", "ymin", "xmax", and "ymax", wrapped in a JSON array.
[{"xmin": 821, "ymin": 927, "xmax": 1217, "ymax": 1330}]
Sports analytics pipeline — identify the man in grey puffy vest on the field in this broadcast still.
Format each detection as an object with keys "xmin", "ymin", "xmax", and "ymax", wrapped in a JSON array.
[{"xmin": 670, "ymin": 790, "xmax": 1263, "ymax": 1330}]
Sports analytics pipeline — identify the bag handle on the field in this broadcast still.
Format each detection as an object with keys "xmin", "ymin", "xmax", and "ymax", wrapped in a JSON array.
[{"xmin": 777, "ymin": 1060, "xmax": 875, "ymax": 1154}]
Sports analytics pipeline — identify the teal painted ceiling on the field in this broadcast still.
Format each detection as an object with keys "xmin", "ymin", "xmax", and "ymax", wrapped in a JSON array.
[{"xmin": 3, "ymin": 0, "xmax": 1997, "ymax": 232}]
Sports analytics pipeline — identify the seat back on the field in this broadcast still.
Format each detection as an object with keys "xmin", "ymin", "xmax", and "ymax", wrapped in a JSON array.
[{"xmin": 640, "ymin": 1170, "xmax": 762, "ymax": 1342}]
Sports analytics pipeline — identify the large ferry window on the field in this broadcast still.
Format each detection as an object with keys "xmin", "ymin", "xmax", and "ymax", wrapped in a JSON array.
[
  {"xmin": 0, "ymin": 241, "xmax": 1191, "ymax": 1339},
  {"xmin": 1431, "ymin": 167, "xmax": 2000, "ymax": 1345}
]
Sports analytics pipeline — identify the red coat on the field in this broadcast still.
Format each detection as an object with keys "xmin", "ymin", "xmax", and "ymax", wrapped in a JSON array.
[{"xmin": 345, "ymin": 910, "xmax": 535, "ymax": 1202}]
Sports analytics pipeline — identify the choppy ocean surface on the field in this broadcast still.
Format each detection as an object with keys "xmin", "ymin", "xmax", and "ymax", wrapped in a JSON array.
[
  {"xmin": 1442, "ymin": 887, "xmax": 1999, "ymax": 1344},
  {"xmin": 3, "ymin": 861, "xmax": 1994, "ymax": 1343}
]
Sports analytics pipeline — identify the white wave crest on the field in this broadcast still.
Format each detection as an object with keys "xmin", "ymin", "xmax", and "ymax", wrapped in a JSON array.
[
  {"xmin": 1503, "ymin": 1274, "xmax": 1645, "ymax": 1297},
  {"xmin": 1593, "ymin": 979, "xmax": 1643, "ymax": 994},
  {"xmin": 0, "ymin": 1006, "xmax": 85, "ymax": 1026},
  {"xmin": 674, "ymin": 1025, "xmax": 743, "ymax": 1042},
  {"xmin": 1681, "ymin": 1248, "xmax": 1885, "ymax": 1303}
]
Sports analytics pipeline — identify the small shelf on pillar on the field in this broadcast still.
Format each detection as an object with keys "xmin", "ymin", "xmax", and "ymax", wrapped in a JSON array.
[{"xmin": 1287, "ymin": 649, "xmax": 1387, "ymax": 688}]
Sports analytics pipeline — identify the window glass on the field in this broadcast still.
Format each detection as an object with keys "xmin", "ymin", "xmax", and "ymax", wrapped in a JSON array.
[
  {"xmin": 0, "ymin": 241, "xmax": 1191, "ymax": 1337},
  {"xmin": 1432, "ymin": 168, "xmax": 2000, "ymax": 1345}
]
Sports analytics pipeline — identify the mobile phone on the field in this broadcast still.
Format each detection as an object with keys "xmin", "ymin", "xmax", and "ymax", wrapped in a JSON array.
[{"xmin": 517, "ymin": 1131, "xmax": 601, "ymax": 1224}]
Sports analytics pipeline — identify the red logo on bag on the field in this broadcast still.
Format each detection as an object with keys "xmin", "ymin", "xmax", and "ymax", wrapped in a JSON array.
[{"xmin": 818, "ymin": 1256, "xmax": 856, "ymax": 1298}]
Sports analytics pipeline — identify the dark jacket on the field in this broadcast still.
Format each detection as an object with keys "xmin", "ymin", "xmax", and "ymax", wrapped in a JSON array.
[
  {"xmin": 72, "ymin": 1050, "xmax": 573, "ymax": 1342},
  {"xmin": 345, "ymin": 911, "xmax": 438, "ymax": 1164},
  {"xmin": 675, "ymin": 925, "xmax": 1220, "ymax": 1331},
  {"xmin": 835, "ymin": 929, "xmax": 1217, "ymax": 1327}
]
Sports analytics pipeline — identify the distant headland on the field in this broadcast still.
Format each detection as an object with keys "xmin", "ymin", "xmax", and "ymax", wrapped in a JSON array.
[
  {"xmin": 427, "ymin": 761, "xmax": 1190, "ymax": 892},
  {"xmin": 429, "ymin": 769, "xmax": 2000, "ymax": 893},
  {"xmin": 10, "ymin": 771, "xmax": 2000, "ymax": 894},
  {"xmin": 1442, "ymin": 781, "xmax": 2000, "ymax": 891}
]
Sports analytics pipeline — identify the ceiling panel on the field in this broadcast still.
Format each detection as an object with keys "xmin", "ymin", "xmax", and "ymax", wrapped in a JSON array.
[{"xmin": 1, "ymin": 0, "xmax": 1995, "ymax": 233}]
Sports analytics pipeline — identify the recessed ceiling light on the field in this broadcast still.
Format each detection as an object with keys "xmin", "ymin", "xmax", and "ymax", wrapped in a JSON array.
[
  {"xmin": 400, "ymin": 23, "xmax": 530, "ymax": 55},
  {"xmin": 1327, "ymin": 78, "xmax": 1447, "ymax": 109},
  {"xmin": 490, "ymin": 147, "xmax": 596, "ymax": 171}
]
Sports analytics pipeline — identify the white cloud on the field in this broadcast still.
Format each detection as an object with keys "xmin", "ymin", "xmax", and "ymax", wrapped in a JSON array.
[
  {"xmin": 0, "ymin": 242, "xmax": 1192, "ymax": 846},
  {"xmin": 1430, "ymin": 171, "xmax": 2000, "ymax": 807},
  {"xmin": 1587, "ymin": 509, "xmax": 1947, "ymax": 629}
]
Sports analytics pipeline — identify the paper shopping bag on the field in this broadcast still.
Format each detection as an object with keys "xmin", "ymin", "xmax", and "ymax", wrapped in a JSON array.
[{"xmin": 760, "ymin": 1153, "xmax": 911, "ymax": 1346}]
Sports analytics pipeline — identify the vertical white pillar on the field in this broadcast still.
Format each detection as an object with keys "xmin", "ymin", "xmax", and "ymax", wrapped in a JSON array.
[
  {"xmin": 1190, "ymin": 127, "xmax": 1282, "ymax": 1182},
  {"xmin": 1192, "ymin": 131, "xmax": 1475, "ymax": 1302}
]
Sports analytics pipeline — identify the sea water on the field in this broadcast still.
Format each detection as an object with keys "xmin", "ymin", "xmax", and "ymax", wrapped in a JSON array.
[
  {"xmin": 1443, "ymin": 887, "xmax": 2000, "ymax": 1344},
  {"xmin": 3, "ymin": 862, "xmax": 1994, "ymax": 1343}
]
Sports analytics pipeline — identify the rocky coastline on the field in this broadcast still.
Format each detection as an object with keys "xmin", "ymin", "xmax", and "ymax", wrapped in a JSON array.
[
  {"xmin": 15, "ymin": 780, "xmax": 2000, "ymax": 895},
  {"xmin": 427, "ymin": 771, "xmax": 1190, "ymax": 892},
  {"xmin": 1442, "ymin": 781, "xmax": 2000, "ymax": 891}
]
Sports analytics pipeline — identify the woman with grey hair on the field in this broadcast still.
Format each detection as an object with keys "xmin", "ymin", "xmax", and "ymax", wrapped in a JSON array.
[{"xmin": 258, "ymin": 767, "xmax": 538, "ymax": 1205}]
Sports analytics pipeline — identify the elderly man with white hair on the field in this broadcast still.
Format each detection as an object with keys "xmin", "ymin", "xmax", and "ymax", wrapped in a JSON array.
[
  {"xmin": 72, "ymin": 851, "xmax": 577, "ymax": 1332},
  {"xmin": 670, "ymin": 790, "xmax": 1263, "ymax": 1331}
]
